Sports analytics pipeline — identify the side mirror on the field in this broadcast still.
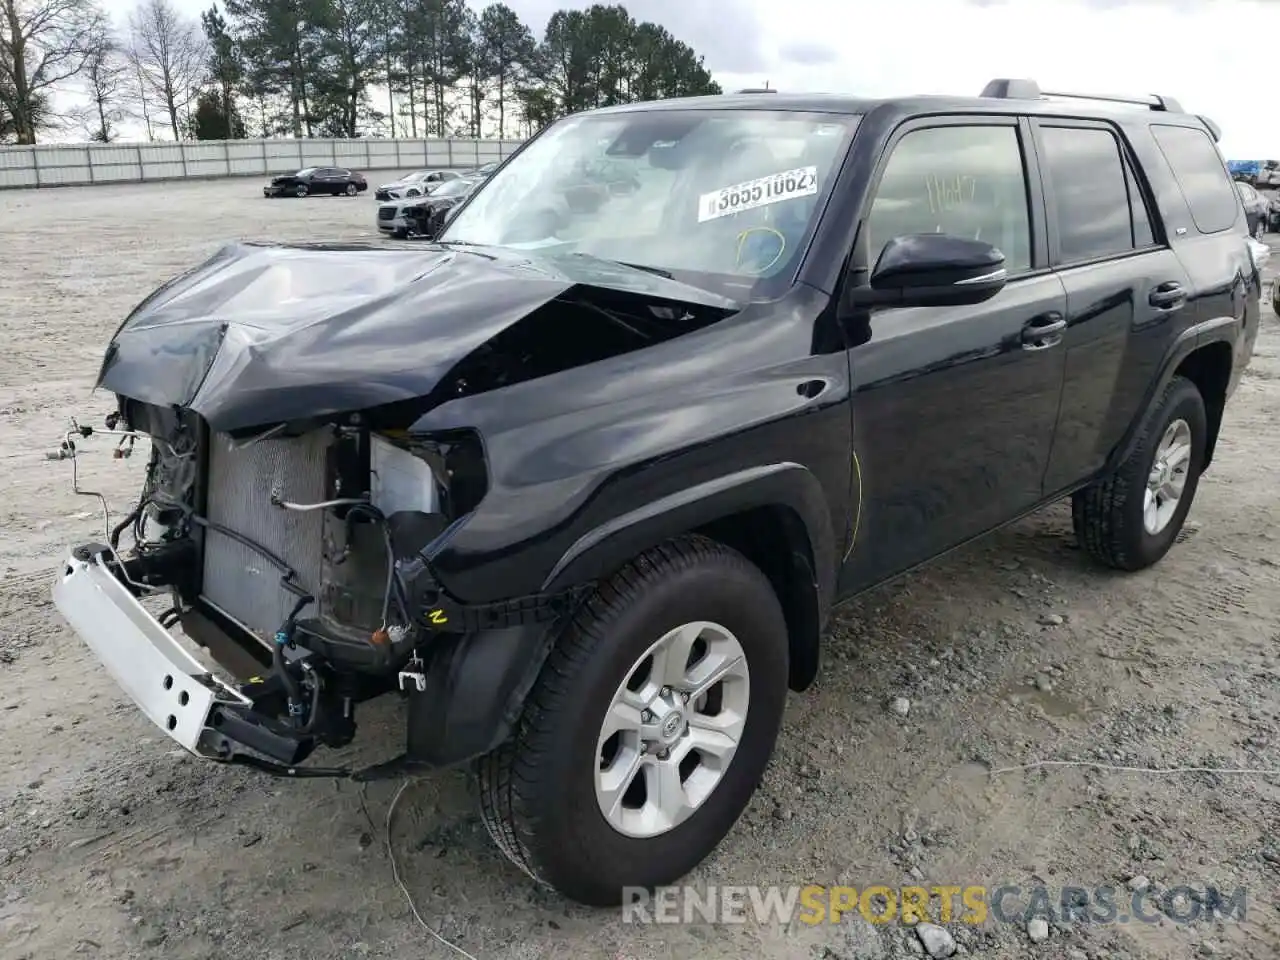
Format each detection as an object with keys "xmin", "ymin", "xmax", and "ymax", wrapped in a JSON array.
[{"xmin": 851, "ymin": 234, "xmax": 1007, "ymax": 308}]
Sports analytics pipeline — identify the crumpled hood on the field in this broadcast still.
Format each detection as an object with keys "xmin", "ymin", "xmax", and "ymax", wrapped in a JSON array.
[{"xmin": 97, "ymin": 240, "xmax": 739, "ymax": 434}]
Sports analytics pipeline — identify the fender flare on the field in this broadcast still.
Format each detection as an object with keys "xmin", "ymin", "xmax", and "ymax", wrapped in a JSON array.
[
  {"xmin": 541, "ymin": 462, "xmax": 839, "ymax": 690},
  {"xmin": 1105, "ymin": 317, "xmax": 1238, "ymax": 474}
]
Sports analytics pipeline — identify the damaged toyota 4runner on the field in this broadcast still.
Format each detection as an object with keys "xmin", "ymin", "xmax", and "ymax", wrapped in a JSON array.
[{"xmin": 53, "ymin": 79, "xmax": 1259, "ymax": 906}]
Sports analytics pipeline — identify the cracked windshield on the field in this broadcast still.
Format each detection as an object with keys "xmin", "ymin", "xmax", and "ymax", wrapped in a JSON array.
[{"xmin": 440, "ymin": 110, "xmax": 857, "ymax": 295}]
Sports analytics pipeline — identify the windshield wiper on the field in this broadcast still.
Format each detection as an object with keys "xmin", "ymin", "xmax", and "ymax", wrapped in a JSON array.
[
  {"xmin": 615, "ymin": 260, "xmax": 674, "ymax": 279},
  {"xmin": 568, "ymin": 252, "xmax": 673, "ymax": 279}
]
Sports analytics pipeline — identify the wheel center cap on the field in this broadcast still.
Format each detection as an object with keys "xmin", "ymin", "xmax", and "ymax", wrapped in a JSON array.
[{"xmin": 661, "ymin": 712, "xmax": 684, "ymax": 740}]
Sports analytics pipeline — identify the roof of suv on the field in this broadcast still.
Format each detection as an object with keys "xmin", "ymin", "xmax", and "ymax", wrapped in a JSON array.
[{"xmin": 585, "ymin": 79, "xmax": 1217, "ymax": 138}]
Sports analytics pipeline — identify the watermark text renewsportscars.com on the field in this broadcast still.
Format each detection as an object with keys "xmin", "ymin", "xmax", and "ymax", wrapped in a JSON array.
[{"xmin": 621, "ymin": 883, "xmax": 1248, "ymax": 926}]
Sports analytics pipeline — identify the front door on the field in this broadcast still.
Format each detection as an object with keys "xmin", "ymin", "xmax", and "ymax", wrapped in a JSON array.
[{"xmin": 839, "ymin": 118, "xmax": 1069, "ymax": 594}]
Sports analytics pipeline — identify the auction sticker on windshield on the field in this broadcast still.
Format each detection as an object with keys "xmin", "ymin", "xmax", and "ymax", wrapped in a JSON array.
[{"xmin": 697, "ymin": 166, "xmax": 819, "ymax": 223}]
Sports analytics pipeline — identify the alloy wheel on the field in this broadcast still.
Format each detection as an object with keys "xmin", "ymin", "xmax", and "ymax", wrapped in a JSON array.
[
  {"xmin": 594, "ymin": 621, "xmax": 750, "ymax": 839},
  {"xmin": 1144, "ymin": 418, "xmax": 1192, "ymax": 535}
]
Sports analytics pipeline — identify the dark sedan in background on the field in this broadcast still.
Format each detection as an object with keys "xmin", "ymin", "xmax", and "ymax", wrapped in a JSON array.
[
  {"xmin": 264, "ymin": 167, "xmax": 368, "ymax": 198},
  {"xmin": 1236, "ymin": 180, "xmax": 1269, "ymax": 239},
  {"xmin": 1266, "ymin": 193, "xmax": 1280, "ymax": 233}
]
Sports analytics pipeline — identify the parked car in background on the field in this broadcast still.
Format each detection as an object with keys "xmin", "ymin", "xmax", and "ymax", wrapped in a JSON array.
[
  {"xmin": 1255, "ymin": 160, "xmax": 1280, "ymax": 186},
  {"xmin": 376, "ymin": 186, "xmax": 449, "ymax": 238},
  {"xmin": 263, "ymin": 167, "xmax": 367, "ymax": 198},
  {"xmin": 1236, "ymin": 181, "xmax": 1269, "ymax": 238},
  {"xmin": 395, "ymin": 174, "xmax": 487, "ymax": 239},
  {"xmin": 373, "ymin": 169, "xmax": 460, "ymax": 202},
  {"xmin": 1267, "ymin": 194, "xmax": 1280, "ymax": 232}
]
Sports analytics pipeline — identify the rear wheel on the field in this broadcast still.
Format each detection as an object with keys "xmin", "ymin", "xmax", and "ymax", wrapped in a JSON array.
[
  {"xmin": 475, "ymin": 534, "xmax": 789, "ymax": 906},
  {"xmin": 345, "ymin": 183, "xmax": 358, "ymax": 196},
  {"xmin": 1072, "ymin": 375, "xmax": 1207, "ymax": 571}
]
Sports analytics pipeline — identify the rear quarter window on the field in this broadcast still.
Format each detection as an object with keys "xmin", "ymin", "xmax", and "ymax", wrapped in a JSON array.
[{"xmin": 1150, "ymin": 124, "xmax": 1239, "ymax": 234}]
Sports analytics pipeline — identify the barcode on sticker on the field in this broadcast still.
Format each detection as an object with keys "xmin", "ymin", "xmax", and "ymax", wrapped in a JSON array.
[{"xmin": 697, "ymin": 166, "xmax": 819, "ymax": 222}]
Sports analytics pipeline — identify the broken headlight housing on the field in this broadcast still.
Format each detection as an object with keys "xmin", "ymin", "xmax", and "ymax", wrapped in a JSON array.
[{"xmin": 368, "ymin": 427, "xmax": 489, "ymax": 537}]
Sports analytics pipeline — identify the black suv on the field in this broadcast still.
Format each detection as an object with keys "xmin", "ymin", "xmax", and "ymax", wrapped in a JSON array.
[{"xmin": 54, "ymin": 78, "xmax": 1259, "ymax": 907}]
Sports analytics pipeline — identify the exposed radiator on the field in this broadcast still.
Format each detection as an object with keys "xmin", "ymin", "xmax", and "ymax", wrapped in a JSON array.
[{"xmin": 201, "ymin": 429, "xmax": 331, "ymax": 642}]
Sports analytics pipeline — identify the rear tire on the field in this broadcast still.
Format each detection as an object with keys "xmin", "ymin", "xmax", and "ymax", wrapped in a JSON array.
[
  {"xmin": 345, "ymin": 183, "xmax": 357, "ymax": 196},
  {"xmin": 1072, "ymin": 375, "xmax": 1207, "ymax": 571},
  {"xmin": 475, "ymin": 534, "xmax": 789, "ymax": 906}
]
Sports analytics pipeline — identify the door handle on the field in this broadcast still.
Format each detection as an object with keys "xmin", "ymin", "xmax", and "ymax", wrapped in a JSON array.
[
  {"xmin": 1149, "ymin": 282, "xmax": 1188, "ymax": 311},
  {"xmin": 1021, "ymin": 312, "xmax": 1066, "ymax": 348}
]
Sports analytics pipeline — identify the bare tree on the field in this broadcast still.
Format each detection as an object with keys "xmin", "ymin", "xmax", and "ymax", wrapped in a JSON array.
[
  {"xmin": 127, "ymin": 0, "xmax": 205, "ymax": 140},
  {"xmin": 0, "ymin": 0, "xmax": 104, "ymax": 143},
  {"xmin": 72, "ymin": 20, "xmax": 127, "ymax": 140}
]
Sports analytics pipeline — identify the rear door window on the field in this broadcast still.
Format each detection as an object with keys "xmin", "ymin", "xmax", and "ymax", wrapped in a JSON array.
[
  {"xmin": 1150, "ymin": 124, "xmax": 1239, "ymax": 234},
  {"xmin": 1038, "ymin": 125, "xmax": 1155, "ymax": 262}
]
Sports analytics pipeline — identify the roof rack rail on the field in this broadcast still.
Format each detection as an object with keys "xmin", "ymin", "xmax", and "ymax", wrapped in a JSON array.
[
  {"xmin": 980, "ymin": 78, "xmax": 1183, "ymax": 115},
  {"xmin": 735, "ymin": 87, "xmax": 777, "ymax": 94}
]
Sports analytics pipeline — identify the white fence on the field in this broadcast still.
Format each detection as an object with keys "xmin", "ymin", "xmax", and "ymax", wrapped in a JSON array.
[{"xmin": 0, "ymin": 136, "xmax": 525, "ymax": 190}]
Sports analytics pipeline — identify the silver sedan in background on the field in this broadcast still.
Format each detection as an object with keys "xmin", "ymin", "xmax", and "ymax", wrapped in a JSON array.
[{"xmin": 372, "ymin": 169, "xmax": 460, "ymax": 202}]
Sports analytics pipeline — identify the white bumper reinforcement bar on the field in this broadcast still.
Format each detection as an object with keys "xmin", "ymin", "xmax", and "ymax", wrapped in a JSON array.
[{"xmin": 52, "ymin": 549, "xmax": 252, "ymax": 757}]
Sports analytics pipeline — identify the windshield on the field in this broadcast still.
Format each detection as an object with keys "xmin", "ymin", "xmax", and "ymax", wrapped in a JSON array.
[
  {"xmin": 439, "ymin": 109, "xmax": 858, "ymax": 298},
  {"xmin": 436, "ymin": 177, "xmax": 478, "ymax": 198}
]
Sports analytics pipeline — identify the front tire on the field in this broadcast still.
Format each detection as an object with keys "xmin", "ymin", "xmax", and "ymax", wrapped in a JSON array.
[
  {"xmin": 476, "ymin": 534, "xmax": 789, "ymax": 906},
  {"xmin": 1072, "ymin": 375, "xmax": 1207, "ymax": 571},
  {"xmin": 295, "ymin": 184, "xmax": 308, "ymax": 198}
]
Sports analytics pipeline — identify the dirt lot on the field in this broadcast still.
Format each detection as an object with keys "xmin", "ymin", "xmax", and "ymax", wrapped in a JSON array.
[{"xmin": 1, "ymin": 177, "xmax": 1279, "ymax": 960}]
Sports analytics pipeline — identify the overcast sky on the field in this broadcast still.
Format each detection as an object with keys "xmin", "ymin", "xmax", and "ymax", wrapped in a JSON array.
[{"xmin": 90, "ymin": 0, "xmax": 1278, "ymax": 158}]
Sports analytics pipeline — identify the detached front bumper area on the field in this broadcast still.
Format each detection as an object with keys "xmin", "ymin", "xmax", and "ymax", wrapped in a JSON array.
[
  {"xmin": 47, "ymin": 407, "xmax": 590, "ymax": 781},
  {"xmin": 54, "ymin": 545, "xmax": 253, "ymax": 759},
  {"xmin": 52, "ymin": 538, "xmax": 582, "ymax": 780},
  {"xmin": 51, "ymin": 544, "xmax": 329, "ymax": 774}
]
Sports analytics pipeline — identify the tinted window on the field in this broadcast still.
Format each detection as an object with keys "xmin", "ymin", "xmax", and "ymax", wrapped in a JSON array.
[
  {"xmin": 866, "ymin": 124, "xmax": 1032, "ymax": 272},
  {"xmin": 1151, "ymin": 124, "xmax": 1239, "ymax": 234},
  {"xmin": 1040, "ymin": 126, "xmax": 1140, "ymax": 262}
]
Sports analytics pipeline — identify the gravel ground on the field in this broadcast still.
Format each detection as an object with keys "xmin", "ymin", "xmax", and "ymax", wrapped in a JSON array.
[{"xmin": 2, "ymin": 177, "xmax": 1279, "ymax": 960}]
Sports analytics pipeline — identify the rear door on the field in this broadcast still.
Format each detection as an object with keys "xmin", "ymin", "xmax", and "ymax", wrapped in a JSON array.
[
  {"xmin": 315, "ymin": 168, "xmax": 341, "ymax": 193},
  {"xmin": 1147, "ymin": 123, "xmax": 1257, "ymax": 394},
  {"xmin": 1031, "ymin": 119, "xmax": 1194, "ymax": 493},
  {"xmin": 839, "ymin": 116, "xmax": 1070, "ymax": 593}
]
